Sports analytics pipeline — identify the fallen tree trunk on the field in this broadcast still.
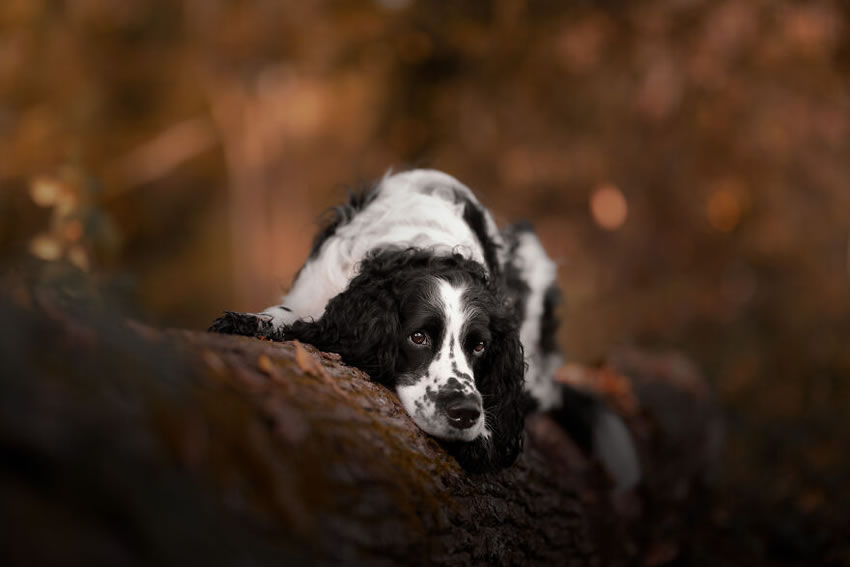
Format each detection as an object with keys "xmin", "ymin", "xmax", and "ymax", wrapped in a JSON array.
[{"xmin": 0, "ymin": 290, "xmax": 721, "ymax": 566}]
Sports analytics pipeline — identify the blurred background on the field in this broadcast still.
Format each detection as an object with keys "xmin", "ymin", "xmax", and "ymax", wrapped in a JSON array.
[{"xmin": 1, "ymin": 0, "xmax": 849, "ymax": 563}]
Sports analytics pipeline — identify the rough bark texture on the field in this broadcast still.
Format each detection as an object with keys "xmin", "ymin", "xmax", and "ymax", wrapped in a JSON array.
[{"xmin": 0, "ymin": 290, "xmax": 721, "ymax": 566}]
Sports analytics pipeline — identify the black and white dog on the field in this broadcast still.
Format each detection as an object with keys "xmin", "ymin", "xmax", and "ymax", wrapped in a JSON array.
[{"xmin": 211, "ymin": 169, "xmax": 639, "ymax": 487}]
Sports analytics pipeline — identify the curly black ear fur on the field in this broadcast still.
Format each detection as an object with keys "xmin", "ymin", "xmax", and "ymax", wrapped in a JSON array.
[
  {"xmin": 444, "ymin": 288, "xmax": 527, "ymax": 472},
  {"xmin": 280, "ymin": 251, "xmax": 409, "ymax": 386},
  {"xmin": 206, "ymin": 258, "xmax": 402, "ymax": 383}
]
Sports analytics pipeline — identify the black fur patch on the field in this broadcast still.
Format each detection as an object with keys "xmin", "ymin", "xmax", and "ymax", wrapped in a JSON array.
[
  {"xmin": 539, "ymin": 283, "xmax": 561, "ymax": 355},
  {"xmin": 462, "ymin": 199, "xmax": 501, "ymax": 278},
  {"xmin": 501, "ymin": 222, "xmax": 533, "ymax": 324},
  {"xmin": 548, "ymin": 385, "xmax": 600, "ymax": 453}
]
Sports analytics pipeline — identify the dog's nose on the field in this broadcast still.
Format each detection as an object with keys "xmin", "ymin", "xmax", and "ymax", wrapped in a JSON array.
[{"xmin": 444, "ymin": 395, "xmax": 481, "ymax": 429}]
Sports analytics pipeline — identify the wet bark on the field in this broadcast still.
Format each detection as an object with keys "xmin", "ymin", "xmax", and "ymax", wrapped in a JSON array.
[{"xmin": 0, "ymin": 292, "xmax": 721, "ymax": 566}]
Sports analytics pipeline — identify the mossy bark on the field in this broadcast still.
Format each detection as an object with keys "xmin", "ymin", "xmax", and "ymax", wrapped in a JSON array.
[{"xmin": 0, "ymin": 294, "xmax": 720, "ymax": 566}]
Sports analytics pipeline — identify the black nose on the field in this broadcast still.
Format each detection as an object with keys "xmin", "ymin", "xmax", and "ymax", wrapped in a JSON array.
[{"xmin": 444, "ymin": 395, "xmax": 482, "ymax": 430}]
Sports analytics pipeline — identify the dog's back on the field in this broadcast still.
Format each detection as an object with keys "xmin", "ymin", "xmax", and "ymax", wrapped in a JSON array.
[{"xmin": 265, "ymin": 169, "xmax": 504, "ymax": 328}]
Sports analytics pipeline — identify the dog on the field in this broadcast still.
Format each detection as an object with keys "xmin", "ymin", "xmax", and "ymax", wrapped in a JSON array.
[{"xmin": 211, "ymin": 169, "xmax": 640, "ymax": 487}]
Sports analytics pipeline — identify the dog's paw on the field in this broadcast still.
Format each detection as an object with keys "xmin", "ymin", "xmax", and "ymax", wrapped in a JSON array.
[{"xmin": 208, "ymin": 311, "xmax": 275, "ymax": 338}]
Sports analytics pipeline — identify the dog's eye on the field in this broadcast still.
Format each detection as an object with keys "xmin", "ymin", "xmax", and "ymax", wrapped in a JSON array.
[
  {"xmin": 472, "ymin": 341, "xmax": 486, "ymax": 354},
  {"xmin": 410, "ymin": 331, "xmax": 429, "ymax": 346}
]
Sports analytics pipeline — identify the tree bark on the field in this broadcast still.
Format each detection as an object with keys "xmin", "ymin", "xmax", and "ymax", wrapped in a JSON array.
[{"xmin": 0, "ymin": 291, "xmax": 720, "ymax": 566}]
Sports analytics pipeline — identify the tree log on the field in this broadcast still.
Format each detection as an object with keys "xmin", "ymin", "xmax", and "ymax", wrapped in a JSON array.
[{"xmin": 0, "ymin": 290, "xmax": 720, "ymax": 566}]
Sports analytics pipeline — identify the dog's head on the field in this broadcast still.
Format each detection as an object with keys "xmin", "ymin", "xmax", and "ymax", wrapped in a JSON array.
[{"xmin": 283, "ymin": 249, "xmax": 526, "ymax": 471}]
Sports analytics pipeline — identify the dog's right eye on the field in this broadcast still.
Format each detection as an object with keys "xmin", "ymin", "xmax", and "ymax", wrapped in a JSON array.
[{"xmin": 409, "ymin": 331, "xmax": 430, "ymax": 346}]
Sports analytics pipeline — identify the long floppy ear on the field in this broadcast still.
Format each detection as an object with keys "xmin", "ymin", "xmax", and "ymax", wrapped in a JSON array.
[
  {"xmin": 449, "ymin": 304, "xmax": 527, "ymax": 472},
  {"xmin": 281, "ymin": 256, "xmax": 402, "ymax": 386}
]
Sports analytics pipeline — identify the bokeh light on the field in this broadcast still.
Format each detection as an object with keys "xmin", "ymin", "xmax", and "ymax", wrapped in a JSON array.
[{"xmin": 590, "ymin": 183, "xmax": 628, "ymax": 230}]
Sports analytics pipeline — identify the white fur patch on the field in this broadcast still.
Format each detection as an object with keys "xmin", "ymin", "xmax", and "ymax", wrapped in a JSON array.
[
  {"xmin": 261, "ymin": 305, "xmax": 298, "ymax": 329},
  {"xmin": 511, "ymin": 230, "xmax": 563, "ymax": 411}
]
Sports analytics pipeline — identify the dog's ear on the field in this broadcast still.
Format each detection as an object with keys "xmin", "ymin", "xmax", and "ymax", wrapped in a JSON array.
[
  {"xmin": 448, "ymin": 302, "xmax": 526, "ymax": 472},
  {"xmin": 282, "ymin": 256, "xmax": 402, "ymax": 386},
  {"xmin": 481, "ymin": 315, "xmax": 527, "ymax": 467}
]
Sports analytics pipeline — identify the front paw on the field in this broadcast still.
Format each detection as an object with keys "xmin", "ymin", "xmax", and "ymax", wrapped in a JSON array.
[{"xmin": 208, "ymin": 311, "xmax": 275, "ymax": 338}]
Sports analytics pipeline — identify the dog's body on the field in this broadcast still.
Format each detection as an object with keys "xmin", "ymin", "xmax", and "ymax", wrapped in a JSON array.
[
  {"xmin": 264, "ymin": 170, "xmax": 563, "ymax": 412},
  {"xmin": 212, "ymin": 169, "xmax": 639, "ymax": 486}
]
